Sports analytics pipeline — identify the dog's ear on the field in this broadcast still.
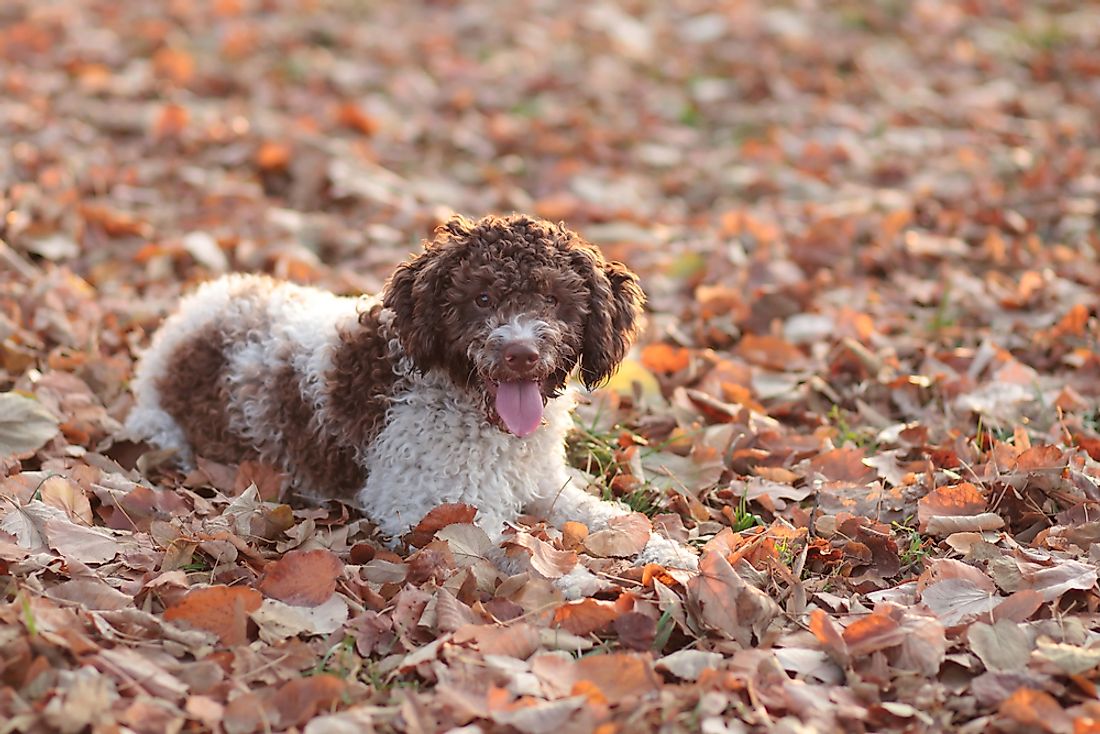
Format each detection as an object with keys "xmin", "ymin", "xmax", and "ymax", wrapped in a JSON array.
[
  {"xmin": 382, "ymin": 217, "xmax": 469, "ymax": 371},
  {"xmin": 572, "ymin": 245, "xmax": 645, "ymax": 389}
]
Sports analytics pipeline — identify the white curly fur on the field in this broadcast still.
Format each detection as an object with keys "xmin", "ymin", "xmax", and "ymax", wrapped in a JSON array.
[{"xmin": 127, "ymin": 274, "xmax": 697, "ymax": 598}]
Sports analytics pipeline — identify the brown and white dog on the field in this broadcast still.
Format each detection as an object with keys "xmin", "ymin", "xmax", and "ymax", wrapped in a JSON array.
[{"xmin": 127, "ymin": 214, "xmax": 697, "ymax": 594}]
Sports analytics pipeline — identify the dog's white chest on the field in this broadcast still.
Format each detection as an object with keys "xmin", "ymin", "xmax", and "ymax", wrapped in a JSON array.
[{"xmin": 356, "ymin": 371, "xmax": 575, "ymax": 539}]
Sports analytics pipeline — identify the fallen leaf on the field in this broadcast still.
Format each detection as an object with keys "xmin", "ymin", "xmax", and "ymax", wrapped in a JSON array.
[
  {"xmin": 39, "ymin": 476, "xmax": 93, "ymax": 525},
  {"xmin": 274, "ymin": 675, "xmax": 347, "ymax": 729},
  {"xmin": 507, "ymin": 532, "xmax": 577, "ymax": 579},
  {"xmin": 999, "ymin": 688, "xmax": 1073, "ymax": 734},
  {"xmin": 164, "ymin": 586, "xmax": 262, "ymax": 646},
  {"xmin": 686, "ymin": 551, "xmax": 778, "ymax": 645},
  {"xmin": 552, "ymin": 598, "xmax": 619, "ymax": 635},
  {"xmin": 251, "ymin": 596, "xmax": 349, "ymax": 642},
  {"xmin": 573, "ymin": 652, "xmax": 660, "ymax": 704},
  {"xmin": 435, "ymin": 523, "xmax": 493, "ymax": 567},
  {"xmin": 583, "ymin": 512, "xmax": 652, "ymax": 557},
  {"xmin": 655, "ymin": 650, "xmax": 723, "ymax": 681},
  {"xmin": 920, "ymin": 579, "xmax": 999, "ymax": 626},
  {"xmin": 258, "ymin": 549, "xmax": 344, "ymax": 607},
  {"xmin": 968, "ymin": 620, "xmax": 1031, "ymax": 672},
  {"xmin": 454, "ymin": 623, "xmax": 540, "ymax": 659},
  {"xmin": 44, "ymin": 517, "xmax": 119, "ymax": 564},
  {"xmin": 0, "ymin": 392, "xmax": 59, "ymax": 458},
  {"xmin": 405, "ymin": 503, "xmax": 478, "ymax": 547}
]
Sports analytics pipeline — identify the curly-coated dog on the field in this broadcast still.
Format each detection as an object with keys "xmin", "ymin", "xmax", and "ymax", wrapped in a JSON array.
[{"xmin": 127, "ymin": 214, "xmax": 697, "ymax": 591}]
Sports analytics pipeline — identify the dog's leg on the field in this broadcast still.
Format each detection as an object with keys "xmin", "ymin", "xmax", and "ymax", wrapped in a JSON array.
[{"xmin": 529, "ymin": 481, "xmax": 699, "ymax": 572}]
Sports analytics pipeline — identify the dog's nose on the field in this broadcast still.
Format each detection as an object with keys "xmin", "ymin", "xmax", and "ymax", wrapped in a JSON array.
[{"xmin": 503, "ymin": 343, "xmax": 540, "ymax": 371}]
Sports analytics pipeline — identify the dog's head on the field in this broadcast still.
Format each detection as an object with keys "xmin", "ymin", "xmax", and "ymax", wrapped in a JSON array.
[{"xmin": 382, "ymin": 214, "xmax": 644, "ymax": 436}]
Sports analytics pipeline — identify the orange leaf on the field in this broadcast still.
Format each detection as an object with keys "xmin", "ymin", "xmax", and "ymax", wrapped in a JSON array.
[
  {"xmin": 808, "ymin": 609, "xmax": 849, "ymax": 665},
  {"xmin": 152, "ymin": 103, "xmax": 189, "ymax": 140},
  {"xmin": 256, "ymin": 141, "xmax": 291, "ymax": 171},
  {"xmin": 1014, "ymin": 445, "xmax": 1067, "ymax": 472},
  {"xmin": 561, "ymin": 521, "xmax": 588, "ymax": 550},
  {"xmin": 641, "ymin": 343, "xmax": 691, "ymax": 373},
  {"xmin": 553, "ymin": 599, "xmax": 619, "ymax": 635},
  {"xmin": 153, "ymin": 47, "xmax": 195, "ymax": 85},
  {"xmin": 842, "ymin": 607, "xmax": 904, "ymax": 656},
  {"xmin": 405, "ymin": 503, "xmax": 478, "ymax": 547},
  {"xmin": 1000, "ymin": 688, "xmax": 1072, "ymax": 733},
  {"xmin": 917, "ymin": 482, "xmax": 987, "ymax": 529},
  {"xmin": 258, "ymin": 549, "xmax": 343, "ymax": 607},
  {"xmin": 164, "ymin": 586, "xmax": 262, "ymax": 646},
  {"xmin": 336, "ymin": 102, "xmax": 379, "ymax": 136}
]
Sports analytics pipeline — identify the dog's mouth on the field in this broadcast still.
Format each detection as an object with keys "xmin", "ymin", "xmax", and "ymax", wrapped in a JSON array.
[{"xmin": 485, "ymin": 378, "xmax": 546, "ymax": 437}]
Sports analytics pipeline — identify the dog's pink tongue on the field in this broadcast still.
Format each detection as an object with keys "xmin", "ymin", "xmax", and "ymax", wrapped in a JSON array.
[{"xmin": 495, "ymin": 381, "xmax": 544, "ymax": 437}]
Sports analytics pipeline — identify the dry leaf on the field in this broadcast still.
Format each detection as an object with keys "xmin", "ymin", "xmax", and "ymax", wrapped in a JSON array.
[
  {"xmin": 686, "ymin": 551, "xmax": 778, "ymax": 645},
  {"xmin": 164, "ymin": 586, "xmax": 262, "ymax": 647},
  {"xmin": 0, "ymin": 393, "xmax": 59, "ymax": 458},
  {"xmin": 258, "ymin": 549, "xmax": 344, "ymax": 607},
  {"xmin": 507, "ymin": 532, "xmax": 577, "ymax": 579},
  {"xmin": 552, "ymin": 598, "xmax": 619, "ymax": 635},
  {"xmin": 583, "ymin": 512, "xmax": 652, "ymax": 557}
]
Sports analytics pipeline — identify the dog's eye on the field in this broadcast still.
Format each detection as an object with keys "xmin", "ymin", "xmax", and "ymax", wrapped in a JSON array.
[
  {"xmin": 545, "ymin": 294, "xmax": 558, "ymax": 307},
  {"xmin": 475, "ymin": 293, "xmax": 492, "ymax": 308}
]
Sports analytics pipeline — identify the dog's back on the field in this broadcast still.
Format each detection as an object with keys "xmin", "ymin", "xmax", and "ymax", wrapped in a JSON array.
[{"xmin": 126, "ymin": 274, "xmax": 387, "ymax": 495}]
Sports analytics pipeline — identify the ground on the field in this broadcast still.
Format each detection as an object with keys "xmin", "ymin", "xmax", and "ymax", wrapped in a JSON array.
[{"xmin": 2, "ymin": 1, "xmax": 1100, "ymax": 732}]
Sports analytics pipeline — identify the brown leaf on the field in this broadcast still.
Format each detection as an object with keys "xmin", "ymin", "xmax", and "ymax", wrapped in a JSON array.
[
  {"xmin": 583, "ymin": 512, "xmax": 652, "ymax": 557},
  {"xmin": 573, "ymin": 652, "xmax": 660, "ymax": 704},
  {"xmin": 735, "ymin": 334, "xmax": 807, "ymax": 371},
  {"xmin": 808, "ymin": 447, "xmax": 876, "ymax": 484},
  {"xmin": 454, "ymin": 623, "xmax": 540, "ymax": 659},
  {"xmin": 163, "ymin": 586, "xmax": 262, "ymax": 646},
  {"xmin": 561, "ymin": 521, "xmax": 589, "ymax": 550},
  {"xmin": 686, "ymin": 551, "xmax": 778, "ymax": 645},
  {"xmin": 257, "ymin": 549, "xmax": 343, "ymax": 607},
  {"xmin": 917, "ymin": 482, "xmax": 987, "ymax": 528},
  {"xmin": 552, "ymin": 599, "xmax": 619, "ymax": 635},
  {"xmin": 924, "ymin": 513, "xmax": 1004, "ymax": 536},
  {"xmin": 405, "ymin": 503, "xmax": 478, "ymax": 547},
  {"xmin": 336, "ymin": 102, "xmax": 379, "ymax": 136},
  {"xmin": 273, "ymin": 675, "xmax": 346, "ymax": 729},
  {"xmin": 968, "ymin": 620, "xmax": 1031, "ymax": 672},
  {"xmin": 39, "ymin": 476, "xmax": 93, "ymax": 525},
  {"xmin": 919, "ymin": 579, "xmax": 999, "ymax": 626},
  {"xmin": 0, "ymin": 392, "xmax": 59, "ymax": 459},
  {"xmin": 1015, "ymin": 557, "xmax": 1097, "ymax": 601},
  {"xmin": 1014, "ymin": 445, "xmax": 1068, "ymax": 473},
  {"xmin": 507, "ymin": 532, "xmax": 577, "ymax": 579},
  {"xmin": 44, "ymin": 517, "xmax": 119, "ymax": 564},
  {"xmin": 614, "ymin": 612, "xmax": 657, "ymax": 651},
  {"xmin": 999, "ymin": 688, "xmax": 1072, "ymax": 734},
  {"xmin": 991, "ymin": 590, "xmax": 1044, "ymax": 623},
  {"xmin": 809, "ymin": 608, "xmax": 850, "ymax": 666}
]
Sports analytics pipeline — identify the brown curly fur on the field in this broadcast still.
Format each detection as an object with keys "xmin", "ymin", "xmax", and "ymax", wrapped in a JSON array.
[
  {"xmin": 383, "ymin": 213, "xmax": 645, "ymax": 396},
  {"xmin": 325, "ymin": 302, "xmax": 399, "ymax": 460},
  {"xmin": 155, "ymin": 330, "xmax": 257, "ymax": 465}
]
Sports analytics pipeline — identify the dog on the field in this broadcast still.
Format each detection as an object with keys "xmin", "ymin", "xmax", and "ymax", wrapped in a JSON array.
[{"xmin": 127, "ymin": 214, "xmax": 697, "ymax": 594}]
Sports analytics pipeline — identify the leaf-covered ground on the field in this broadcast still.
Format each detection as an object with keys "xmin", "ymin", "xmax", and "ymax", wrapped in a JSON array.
[{"xmin": 3, "ymin": 1, "xmax": 1100, "ymax": 732}]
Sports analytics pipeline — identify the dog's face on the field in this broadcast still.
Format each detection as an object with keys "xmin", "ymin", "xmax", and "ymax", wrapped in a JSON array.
[{"xmin": 382, "ymin": 214, "xmax": 644, "ymax": 436}]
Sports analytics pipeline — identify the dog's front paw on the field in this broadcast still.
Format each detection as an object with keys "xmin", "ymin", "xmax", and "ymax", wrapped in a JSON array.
[{"xmin": 636, "ymin": 534, "xmax": 699, "ymax": 572}]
